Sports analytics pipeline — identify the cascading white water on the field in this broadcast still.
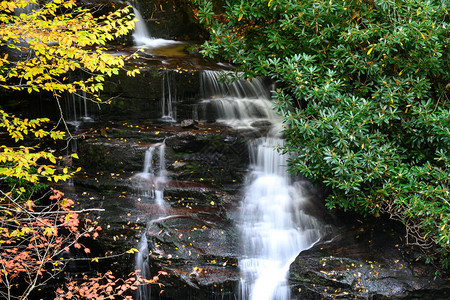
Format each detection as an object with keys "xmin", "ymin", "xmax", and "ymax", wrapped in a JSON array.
[
  {"xmin": 131, "ymin": 5, "xmax": 152, "ymax": 46},
  {"xmin": 135, "ymin": 143, "xmax": 166, "ymax": 206},
  {"xmin": 64, "ymin": 92, "xmax": 93, "ymax": 128},
  {"xmin": 135, "ymin": 233, "xmax": 151, "ymax": 300},
  {"xmin": 239, "ymin": 138, "xmax": 321, "ymax": 300},
  {"xmin": 199, "ymin": 71, "xmax": 322, "ymax": 300},
  {"xmin": 197, "ymin": 71, "xmax": 282, "ymax": 132},
  {"xmin": 131, "ymin": 3, "xmax": 181, "ymax": 48},
  {"xmin": 160, "ymin": 70, "xmax": 177, "ymax": 122}
]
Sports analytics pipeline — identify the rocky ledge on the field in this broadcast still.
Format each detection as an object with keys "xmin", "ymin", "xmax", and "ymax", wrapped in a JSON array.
[{"xmin": 289, "ymin": 216, "xmax": 450, "ymax": 299}]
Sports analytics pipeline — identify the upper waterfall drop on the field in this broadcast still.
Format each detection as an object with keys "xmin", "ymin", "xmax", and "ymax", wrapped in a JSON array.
[
  {"xmin": 197, "ymin": 70, "xmax": 283, "ymax": 133},
  {"xmin": 131, "ymin": 3, "xmax": 182, "ymax": 48}
]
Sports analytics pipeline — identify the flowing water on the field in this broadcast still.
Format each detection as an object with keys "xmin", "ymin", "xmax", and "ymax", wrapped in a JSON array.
[
  {"xmin": 199, "ymin": 71, "xmax": 322, "ymax": 300},
  {"xmin": 134, "ymin": 142, "xmax": 166, "ymax": 206},
  {"xmin": 160, "ymin": 70, "xmax": 177, "ymax": 122},
  {"xmin": 64, "ymin": 91, "xmax": 93, "ymax": 129},
  {"xmin": 131, "ymin": 4, "xmax": 181, "ymax": 48},
  {"xmin": 197, "ymin": 71, "xmax": 282, "ymax": 132},
  {"xmin": 135, "ymin": 233, "xmax": 151, "ymax": 300},
  {"xmin": 239, "ymin": 138, "xmax": 321, "ymax": 300}
]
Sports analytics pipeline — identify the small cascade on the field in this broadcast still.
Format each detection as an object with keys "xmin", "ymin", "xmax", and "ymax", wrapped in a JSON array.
[
  {"xmin": 196, "ymin": 71, "xmax": 282, "ymax": 131},
  {"xmin": 131, "ymin": 2, "xmax": 181, "ymax": 48},
  {"xmin": 135, "ymin": 142, "xmax": 166, "ymax": 206},
  {"xmin": 135, "ymin": 232, "xmax": 151, "ymax": 300},
  {"xmin": 131, "ymin": 4, "xmax": 152, "ymax": 46},
  {"xmin": 160, "ymin": 70, "xmax": 177, "ymax": 122},
  {"xmin": 200, "ymin": 70, "xmax": 269, "ymax": 99},
  {"xmin": 64, "ymin": 92, "xmax": 93, "ymax": 129}
]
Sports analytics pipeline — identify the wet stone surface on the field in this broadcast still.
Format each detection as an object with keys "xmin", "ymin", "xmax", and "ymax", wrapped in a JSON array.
[
  {"xmin": 64, "ymin": 118, "xmax": 245, "ymax": 298},
  {"xmin": 289, "ymin": 216, "xmax": 450, "ymax": 300}
]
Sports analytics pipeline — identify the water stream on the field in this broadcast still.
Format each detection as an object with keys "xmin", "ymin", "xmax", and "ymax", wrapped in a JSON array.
[
  {"xmin": 197, "ymin": 71, "xmax": 282, "ymax": 132},
  {"xmin": 134, "ymin": 142, "xmax": 166, "ymax": 207},
  {"xmin": 131, "ymin": 3, "xmax": 181, "ymax": 48},
  {"xmin": 64, "ymin": 90, "xmax": 93, "ymax": 129},
  {"xmin": 199, "ymin": 71, "xmax": 322, "ymax": 299},
  {"xmin": 160, "ymin": 70, "xmax": 177, "ymax": 122},
  {"xmin": 136, "ymin": 233, "xmax": 151, "ymax": 300},
  {"xmin": 239, "ymin": 138, "xmax": 321, "ymax": 300}
]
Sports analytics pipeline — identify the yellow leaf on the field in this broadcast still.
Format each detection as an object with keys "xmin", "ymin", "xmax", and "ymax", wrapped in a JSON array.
[
  {"xmin": 238, "ymin": 14, "xmax": 243, "ymax": 21},
  {"xmin": 420, "ymin": 32, "xmax": 426, "ymax": 40},
  {"xmin": 367, "ymin": 46, "xmax": 375, "ymax": 55},
  {"xmin": 43, "ymin": 226, "xmax": 57, "ymax": 237},
  {"xmin": 268, "ymin": 0, "xmax": 273, "ymax": 7},
  {"xmin": 63, "ymin": 167, "xmax": 68, "ymax": 174}
]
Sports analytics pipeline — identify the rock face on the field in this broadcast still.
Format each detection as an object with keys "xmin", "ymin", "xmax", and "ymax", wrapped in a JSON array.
[
  {"xmin": 289, "ymin": 216, "xmax": 450, "ymax": 299},
  {"xmin": 71, "ymin": 121, "xmax": 246, "ymax": 298},
  {"xmin": 145, "ymin": 210, "xmax": 240, "ymax": 299}
]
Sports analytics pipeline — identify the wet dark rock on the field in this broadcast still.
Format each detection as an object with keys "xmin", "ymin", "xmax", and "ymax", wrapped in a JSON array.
[
  {"xmin": 250, "ymin": 120, "xmax": 274, "ymax": 135},
  {"xmin": 165, "ymin": 187, "xmax": 219, "ymax": 208},
  {"xmin": 289, "ymin": 217, "xmax": 450, "ymax": 299},
  {"xmin": 131, "ymin": 0, "xmax": 209, "ymax": 42},
  {"xmin": 94, "ymin": 68, "xmax": 201, "ymax": 122},
  {"xmin": 165, "ymin": 131, "xmax": 248, "ymax": 185},
  {"xmin": 165, "ymin": 132, "xmax": 198, "ymax": 152},
  {"xmin": 145, "ymin": 212, "xmax": 240, "ymax": 299},
  {"xmin": 84, "ymin": 0, "xmax": 208, "ymax": 43},
  {"xmin": 76, "ymin": 138, "xmax": 148, "ymax": 173}
]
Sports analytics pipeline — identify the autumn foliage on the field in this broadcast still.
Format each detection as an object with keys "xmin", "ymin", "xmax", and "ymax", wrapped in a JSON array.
[
  {"xmin": 0, "ymin": 187, "xmax": 98, "ymax": 299},
  {"xmin": 0, "ymin": 0, "xmax": 138, "ymax": 98},
  {"xmin": 0, "ymin": 0, "xmax": 154, "ymax": 299}
]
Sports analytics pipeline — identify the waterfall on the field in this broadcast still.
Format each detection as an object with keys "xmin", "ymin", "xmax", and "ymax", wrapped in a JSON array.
[
  {"xmin": 132, "ymin": 4, "xmax": 152, "ymax": 46},
  {"xmin": 64, "ymin": 91, "xmax": 93, "ymax": 128},
  {"xmin": 197, "ymin": 71, "xmax": 282, "ymax": 132},
  {"xmin": 131, "ymin": 2, "xmax": 181, "ymax": 48},
  {"xmin": 160, "ymin": 70, "xmax": 177, "ymax": 122},
  {"xmin": 135, "ymin": 232, "xmax": 151, "ymax": 300},
  {"xmin": 200, "ymin": 71, "xmax": 322, "ymax": 300},
  {"xmin": 135, "ymin": 142, "xmax": 166, "ymax": 206},
  {"xmin": 239, "ymin": 138, "xmax": 321, "ymax": 300}
]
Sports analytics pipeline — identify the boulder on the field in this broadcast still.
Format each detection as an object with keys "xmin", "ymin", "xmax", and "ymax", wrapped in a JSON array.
[{"xmin": 289, "ymin": 217, "xmax": 450, "ymax": 299}]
